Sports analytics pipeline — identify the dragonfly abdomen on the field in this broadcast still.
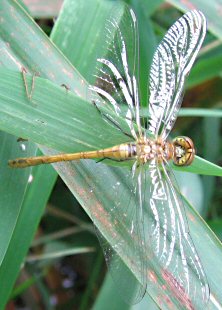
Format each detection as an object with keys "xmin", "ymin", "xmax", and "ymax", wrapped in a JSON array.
[
  {"xmin": 96, "ymin": 143, "xmax": 137, "ymax": 160},
  {"xmin": 8, "ymin": 143, "xmax": 137, "ymax": 168}
]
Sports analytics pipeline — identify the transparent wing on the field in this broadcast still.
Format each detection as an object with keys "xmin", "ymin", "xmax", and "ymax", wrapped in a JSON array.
[
  {"xmin": 146, "ymin": 159, "xmax": 209, "ymax": 308},
  {"xmin": 96, "ymin": 164, "xmax": 147, "ymax": 304},
  {"xmin": 81, "ymin": 160, "xmax": 147, "ymax": 304},
  {"xmin": 89, "ymin": 5, "xmax": 142, "ymax": 139},
  {"xmin": 148, "ymin": 10, "xmax": 207, "ymax": 140}
]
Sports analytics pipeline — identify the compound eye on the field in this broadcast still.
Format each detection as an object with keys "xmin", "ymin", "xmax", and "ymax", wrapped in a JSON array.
[{"xmin": 172, "ymin": 136, "xmax": 195, "ymax": 166}]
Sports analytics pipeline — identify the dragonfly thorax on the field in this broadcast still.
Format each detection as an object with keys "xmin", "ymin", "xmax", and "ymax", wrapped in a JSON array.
[{"xmin": 134, "ymin": 137, "xmax": 174, "ymax": 164}]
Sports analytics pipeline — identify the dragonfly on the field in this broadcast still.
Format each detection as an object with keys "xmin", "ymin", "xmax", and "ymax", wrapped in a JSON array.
[{"xmin": 9, "ymin": 6, "xmax": 209, "ymax": 309}]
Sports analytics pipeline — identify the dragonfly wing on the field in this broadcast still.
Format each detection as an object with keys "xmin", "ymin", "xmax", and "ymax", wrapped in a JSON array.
[
  {"xmin": 148, "ymin": 10, "xmax": 206, "ymax": 140},
  {"xmin": 95, "ymin": 173, "xmax": 147, "ymax": 303},
  {"xmin": 146, "ymin": 159, "xmax": 209, "ymax": 308},
  {"xmin": 89, "ymin": 5, "xmax": 142, "ymax": 139},
  {"xmin": 82, "ymin": 160, "xmax": 147, "ymax": 304},
  {"xmin": 72, "ymin": 160, "xmax": 147, "ymax": 304}
]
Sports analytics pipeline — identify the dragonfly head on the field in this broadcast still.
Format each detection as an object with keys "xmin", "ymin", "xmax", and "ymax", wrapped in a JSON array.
[{"xmin": 172, "ymin": 136, "xmax": 195, "ymax": 166}]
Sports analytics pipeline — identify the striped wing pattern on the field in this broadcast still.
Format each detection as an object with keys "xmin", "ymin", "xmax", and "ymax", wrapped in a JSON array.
[
  {"xmin": 148, "ymin": 10, "xmax": 207, "ymax": 140},
  {"xmin": 147, "ymin": 159, "xmax": 209, "ymax": 308},
  {"xmin": 89, "ymin": 7, "xmax": 142, "ymax": 139}
]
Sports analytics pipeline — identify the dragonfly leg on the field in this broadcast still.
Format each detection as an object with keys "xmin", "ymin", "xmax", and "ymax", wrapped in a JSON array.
[
  {"xmin": 21, "ymin": 67, "xmax": 39, "ymax": 100},
  {"xmin": 61, "ymin": 84, "xmax": 70, "ymax": 92},
  {"xmin": 17, "ymin": 137, "xmax": 28, "ymax": 142},
  {"xmin": 92, "ymin": 100, "xmax": 133, "ymax": 139},
  {"xmin": 96, "ymin": 157, "xmax": 133, "ymax": 164}
]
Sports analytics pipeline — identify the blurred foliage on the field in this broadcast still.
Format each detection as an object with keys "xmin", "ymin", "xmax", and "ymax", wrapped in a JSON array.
[{"xmin": 0, "ymin": 0, "xmax": 221, "ymax": 309}]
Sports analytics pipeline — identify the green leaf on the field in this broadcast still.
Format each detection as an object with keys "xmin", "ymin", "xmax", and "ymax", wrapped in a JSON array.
[
  {"xmin": 0, "ymin": 68, "xmax": 127, "ymax": 151},
  {"xmin": 0, "ymin": 1, "xmax": 57, "ymax": 307},
  {"xmin": 92, "ymin": 272, "xmax": 130, "ymax": 310},
  {"xmin": 26, "ymin": 242, "xmax": 94, "ymax": 263},
  {"xmin": 0, "ymin": 133, "xmax": 57, "ymax": 308},
  {"xmin": 10, "ymin": 271, "xmax": 45, "ymax": 299},
  {"xmin": 173, "ymin": 156, "xmax": 222, "ymax": 176},
  {"xmin": 93, "ymin": 272, "xmax": 160, "ymax": 310},
  {"xmin": 179, "ymin": 108, "xmax": 222, "ymax": 118},
  {"xmin": 187, "ymin": 54, "xmax": 222, "ymax": 88},
  {"xmin": 208, "ymin": 219, "xmax": 222, "ymax": 241}
]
